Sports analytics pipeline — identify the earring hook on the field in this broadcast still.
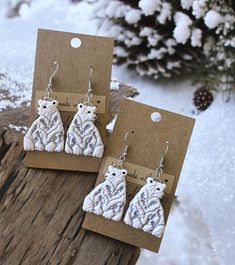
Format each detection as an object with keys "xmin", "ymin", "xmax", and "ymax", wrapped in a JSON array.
[
  {"xmin": 124, "ymin": 131, "xmax": 129, "ymax": 143},
  {"xmin": 85, "ymin": 65, "xmax": 93, "ymax": 105},
  {"xmin": 115, "ymin": 131, "xmax": 134, "ymax": 168},
  {"xmin": 46, "ymin": 61, "xmax": 59, "ymax": 99},
  {"xmin": 155, "ymin": 141, "xmax": 169, "ymax": 181}
]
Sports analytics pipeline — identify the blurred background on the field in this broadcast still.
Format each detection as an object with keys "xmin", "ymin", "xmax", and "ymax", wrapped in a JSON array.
[{"xmin": 0, "ymin": 1, "xmax": 234, "ymax": 264}]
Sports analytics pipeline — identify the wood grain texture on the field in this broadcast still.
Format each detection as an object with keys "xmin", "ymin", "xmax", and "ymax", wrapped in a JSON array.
[
  {"xmin": 0, "ymin": 129, "xmax": 140, "ymax": 265},
  {"xmin": 0, "ymin": 85, "xmax": 140, "ymax": 265}
]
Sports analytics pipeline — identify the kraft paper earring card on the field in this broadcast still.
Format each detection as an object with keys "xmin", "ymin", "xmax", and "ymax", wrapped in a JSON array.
[
  {"xmin": 23, "ymin": 29, "xmax": 113, "ymax": 172},
  {"xmin": 83, "ymin": 98, "xmax": 195, "ymax": 252}
]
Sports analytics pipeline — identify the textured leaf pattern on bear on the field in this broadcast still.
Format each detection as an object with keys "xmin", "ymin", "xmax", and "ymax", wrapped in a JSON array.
[
  {"xmin": 65, "ymin": 103, "xmax": 104, "ymax": 157},
  {"xmin": 124, "ymin": 177, "xmax": 166, "ymax": 238},
  {"xmin": 24, "ymin": 100, "xmax": 64, "ymax": 152},
  {"xmin": 83, "ymin": 165, "xmax": 128, "ymax": 222}
]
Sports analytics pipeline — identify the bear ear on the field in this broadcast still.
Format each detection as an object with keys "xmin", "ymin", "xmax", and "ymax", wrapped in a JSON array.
[
  {"xmin": 38, "ymin": 99, "xmax": 43, "ymax": 106},
  {"xmin": 162, "ymin": 183, "xmax": 166, "ymax": 190},
  {"xmin": 52, "ymin": 100, "xmax": 58, "ymax": 106},
  {"xmin": 147, "ymin": 177, "xmax": 154, "ymax": 184},
  {"xmin": 108, "ymin": 165, "xmax": 114, "ymax": 171},
  {"xmin": 92, "ymin": 106, "xmax": 97, "ymax": 111},
  {"xmin": 122, "ymin": 169, "xmax": 128, "ymax": 176},
  {"xmin": 78, "ymin": 104, "xmax": 83, "ymax": 109}
]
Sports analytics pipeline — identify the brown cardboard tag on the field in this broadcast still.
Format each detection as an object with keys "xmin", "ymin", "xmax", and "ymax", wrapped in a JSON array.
[
  {"xmin": 23, "ymin": 29, "xmax": 114, "ymax": 172},
  {"xmin": 83, "ymin": 98, "xmax": 195, "ymax": 252}
]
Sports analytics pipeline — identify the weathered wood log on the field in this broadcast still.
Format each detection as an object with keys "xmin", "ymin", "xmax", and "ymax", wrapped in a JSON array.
[
  {"xmin": 0, "ymin": 84, "xmax": 140, "ymax": 265},
  {"xmin": 0, "ymin": 130, "xmax": 140, "ymax": 265}
]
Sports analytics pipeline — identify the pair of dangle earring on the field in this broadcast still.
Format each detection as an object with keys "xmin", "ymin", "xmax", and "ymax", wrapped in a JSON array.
[
  {"xmin": 24, "ymin": 61, "xmax": 65, "ymax": 152},
  {"xmin": 24, "ymin": 62, "xmax": 104, "ymax": 158},
  {"xmin": 83, "ymin": 134, "xmax": 168, "ymax": 238}
]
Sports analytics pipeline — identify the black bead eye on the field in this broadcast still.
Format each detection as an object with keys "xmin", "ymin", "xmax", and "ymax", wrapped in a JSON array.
[
  {"xmin": 43, "ymin": 106, "xmax": 46, "ymax": 109},
  {"xmin": 79, "ymin": 105, "xmax": 82, "ymax": 108},
  {"xmin": 122, "ymin": 171, "xmax": 126, "ymax": 174},
  {"xmin": 112, "ymin": 173, "xmax": 116, "ymax": 176},
  {"xmin": 157, "ymin": 188, "xmax": 160, "ymax": 191},
  {"xmin": 150, "ymin": 180, "xmax": 153, "ymax": 183},
  {"xmin": 88, "ymin": 111, "xmax": 91, "ymax": 113},
  {"xmin": 53, "ymin": 101, "xmax": 56, "ymax": 104}
]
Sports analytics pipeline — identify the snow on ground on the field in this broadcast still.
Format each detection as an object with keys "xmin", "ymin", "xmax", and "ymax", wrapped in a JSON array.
[
  {"xmin": 179, "ymin": 99, "xmax": 235, "ymax": 265},
  {"xmin": 0, "ymin": 1, "xmax": 234, "ymax": 265},
  {"xmin": 137, "ymin": 198, "xmax": 220, "ymax": 265}
]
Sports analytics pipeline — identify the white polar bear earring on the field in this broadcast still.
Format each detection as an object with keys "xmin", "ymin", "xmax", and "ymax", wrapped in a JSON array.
[
  {"xmin": 124, "ymin": 141, "xmax": 169, "ymax": 238},
  {"xmin": 24, "ymin": 62, "xmax": 64, "ymax": 152},
  {"xmin": 82, "ymin": 132, "xmax": 132, "ymax": 221},
  {"xmin": 65, "ymin": 66, "xmax": 104, "ymax": 158}
]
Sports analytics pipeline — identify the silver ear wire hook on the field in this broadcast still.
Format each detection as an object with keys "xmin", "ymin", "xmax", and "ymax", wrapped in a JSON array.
[
  {"xmin": 46, "ymin": 61, "xmax": 59, "ymax": 99},
  {"xmin": 155, "ymin": 141, "xmax": 169, "ymax": 181},
  {"xmin": 115, "ymin": 131, "xmax": 133, "ymax": 168},
  {"xmin": 85, "ymin": 65, "xmax": 93, "ymax": 105}
]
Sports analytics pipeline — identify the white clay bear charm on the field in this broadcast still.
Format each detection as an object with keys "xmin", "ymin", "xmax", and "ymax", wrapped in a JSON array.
[
  {"xmin": 24, "ymin": 99, "xmax": 64, "ymax": 152},
  {"xmin": 65, "ymin": 103, "xmax": 104, "ymax": 158},
  {"xmin": 124, "ymin": 177, "xmax": 166, "ymax": 238},
  {"xmin": 83, "ymin": 165, "xmax": 128, "ymax": 221}
]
